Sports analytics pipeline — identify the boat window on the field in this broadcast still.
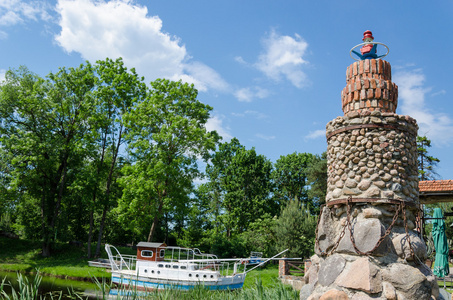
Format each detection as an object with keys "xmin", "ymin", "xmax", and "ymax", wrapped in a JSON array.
[
  {"xmin": 157, "ymin": 271, "xmax": 160, "ymax": 274},
  {"xmin": 189, "ymin": 274, "xmax": 192, "ymax": 277},
  {"xmin": 141, "ymin": 250, "xmax": 153, "ymax": 258},
  {"xmin": 203, "ymin": 275, "xmax": 207, "ymax": 278},
  {"xmin": 210, "ymin": 275, "xmax": 214, "ymax": 278},
  {"xmin": 180, "ymin": 266, "xmax": 187, "ymax": 270},
  {"xmin": 160, "ymin": 249, "xmax": 165, "ymax": 257},
  {"xmin": 151, "ymin": 270, "xmax": 155, "ymax": 274},
  {"xmin": 158, "ymin": 264, "xmax": 164, "ymax": 268},
  {"xmin": 144, "ymin": 269, "xmax": 148, "ymax": 273},
  {"xmin": 165, "ymin": 264, "xmax": 171, "ymax": 268},
  {"xmin": 172, "ymin": 265, "xmax": 179, "ymax": 269},
  {"xmin": 196, "ymin": 274, "xmax": 199, "ymax": 278}
]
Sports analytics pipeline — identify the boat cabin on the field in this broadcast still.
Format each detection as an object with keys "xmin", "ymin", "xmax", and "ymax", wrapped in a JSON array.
[{"xmin": 136, "ymin": 242, "xmax": 167, "ymax": 262}]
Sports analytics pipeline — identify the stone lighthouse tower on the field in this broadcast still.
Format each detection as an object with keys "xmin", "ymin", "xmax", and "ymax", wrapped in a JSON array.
[{"xmin": 302, "ymin": 31, "xmax": 438, "ymax": 300}]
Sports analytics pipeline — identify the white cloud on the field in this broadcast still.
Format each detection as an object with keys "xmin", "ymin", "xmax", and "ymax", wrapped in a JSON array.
[
  {"xmin": 305, "ymin": 129, "xmax": 325, "ymax": 140},
  {"xmin": 0, "ymin": 69, "xmax": 6, "ymax": 81},
  {"xmin": 55, "ymin": 0, "xmax": 227, "ymax": 92},
  {"xmin": 394, "ymin": 68, "xmax": 453, "ymax": 145},
  {"xmin": 234, "ymin": 56, "xmax": 246, "ymax": 65},
  {"xmin": 234, "ymin": 86, "xmax": 270, "ymax": 102},
  {"xmin": 232, "ymin": 110, "xmax": 268, "ymax": 120},
  {"xmin": 180, "ymin": 62, "xmax": 229, "ymax": 92},
  {"xmin": 255, "ymin": 29, "xmax": 309, "ymax": 88},
  {"xmin": 431, "ymin": 90, "xmax": 446, "ymax": 97},
  {"xmin": 205, "ymin": 115, "xmax": 232, "ymax": 141},
  {"xmin": 256, "ymin": 133, "xmax": 275, "ymax": 141},
  {"xmin": 0, "ymin": 0, "xmax": 50, "ymax": 30}
]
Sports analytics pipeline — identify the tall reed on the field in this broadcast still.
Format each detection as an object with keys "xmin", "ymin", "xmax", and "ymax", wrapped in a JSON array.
[
  {"xmin": 0, "ymin": 272, "xmax": 42, "ymax": 300},
  {"xmin": 1, "ymin": 273, "xmax": 299, "ymax": 300}
]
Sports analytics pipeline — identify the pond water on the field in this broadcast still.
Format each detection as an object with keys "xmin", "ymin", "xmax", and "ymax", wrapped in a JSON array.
[{"xmin": 0, "ymin": 271, "xmax": 105, "ymax": 299}]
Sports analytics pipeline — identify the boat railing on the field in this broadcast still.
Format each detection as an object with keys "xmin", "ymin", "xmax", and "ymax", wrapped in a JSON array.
[
  {"xmin": 164, "ymin": 246, "xmax": 218, "ymax": 262},
  {"xmin": 105, "ymin": 244, "xmax": 137, "ymax": 271}
]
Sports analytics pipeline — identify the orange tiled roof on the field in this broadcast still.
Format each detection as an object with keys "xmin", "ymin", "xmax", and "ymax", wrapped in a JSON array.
[{"xmin": 419, "ymin": 180, "xmax": 453, "ymax": 192}]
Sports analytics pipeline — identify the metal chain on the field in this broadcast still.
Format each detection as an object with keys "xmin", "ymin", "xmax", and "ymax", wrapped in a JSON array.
[
  {"xmin": 315, "ymin": 198, "xmax": 420, "ymax": 259},
  {"xmin": 315, "ymin": 200, "xmax": 349, "ymax": 256},
  {"xmin": 348, "ymin": 201, "xmax": 401, "ymax": 255},
  {"xmin": 402, "ymin": 201, "xmax": 416, "ymax": 260}
]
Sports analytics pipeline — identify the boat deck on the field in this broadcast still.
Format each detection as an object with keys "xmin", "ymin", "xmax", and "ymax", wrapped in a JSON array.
[{"xmin": 114, "ymin": 269, "xmax": 136, "ymax": 276}]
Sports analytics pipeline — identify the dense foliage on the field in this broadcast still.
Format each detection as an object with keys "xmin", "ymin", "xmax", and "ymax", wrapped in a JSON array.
[
  {"xmin": 0, "ymin": 60, "xmax": 324, "ymax": 259},
  {"xmin": 417, "ymin": 136, "xmax": 440, "ymax": 181}
]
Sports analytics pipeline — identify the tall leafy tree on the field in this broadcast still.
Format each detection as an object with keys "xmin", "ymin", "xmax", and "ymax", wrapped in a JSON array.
[
  {"xmin": 201, "ymin": 138, "xmax": 276, "ymax": 237},
  {"xmin": 272, "ymin": 152, "xmax": 313, "ymax": 204},
  {"xmin": 0, "ymin": 64, "xmax": 97, "ymax": 256},
  {"xmin": 417, "ymin": 136, "xmax": 440, "ymax": 181},
  {"xmin": 118, "ymin": 79, "xmax": 219, "ymax": 243},
  {"xmin": 89, "ymin": 58, "xmax": 146, "ymax": 257}
]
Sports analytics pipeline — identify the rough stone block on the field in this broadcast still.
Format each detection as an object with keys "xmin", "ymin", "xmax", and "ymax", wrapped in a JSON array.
[
  {"xmin": 319, "ymin": 289, "xmax": 349, "ymax": 300},
  {"xmin": 382, "ymin": 281, "xmax": 397, "ymax": 300},
  {"xmin": 300, "ymin": 283, "xmax": 314, "ymax": 300},
  {"xmin": 382, "ymin": 263, "xmax": 432, "ymax": 300},
  {"xmin": 318, "ymin": 254, "xmax": 346, "ymax": 286},
  {"xmin": 337, "ymin": 218, "xmax": 392, "ymax": 256},
  {"xmin": 335, "ymin": 257, "xmax": 382, "ymax": 293},
  {"xmin": 392, "ymin": 232, "xmax": 427, "ymax": 261}
]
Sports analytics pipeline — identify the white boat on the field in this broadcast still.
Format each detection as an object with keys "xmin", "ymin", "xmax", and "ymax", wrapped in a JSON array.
[
  {"xmin": 105, "ymin": 242, "xmax": 247, "ymax": 291},
  {"xmin": 248, "ymin": 251, "xmax": 264, "ymax": 265},
  {"xmin": 88, "ymin": 258, "xmax": 111, "ymax": 268}
]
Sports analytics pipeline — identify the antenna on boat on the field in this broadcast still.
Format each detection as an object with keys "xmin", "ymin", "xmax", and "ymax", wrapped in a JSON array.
[{"xmin": 245, "ymin": 249, "xmax": 289, "ymax": 274}]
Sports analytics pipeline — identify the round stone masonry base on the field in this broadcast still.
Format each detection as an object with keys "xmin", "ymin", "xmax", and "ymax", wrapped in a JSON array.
[
  {"xmin": 303, "ymin": 253, "xmax": 438, "ymax": 300},
  {"xmin": 303, "ymin": 203, "xmax": 437, "ymax": 300}
]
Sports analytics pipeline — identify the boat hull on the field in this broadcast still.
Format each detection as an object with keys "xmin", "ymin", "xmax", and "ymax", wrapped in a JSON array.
[{"xmin": 111, "ymin": 272, "xmax": 245, "ymax": 291}]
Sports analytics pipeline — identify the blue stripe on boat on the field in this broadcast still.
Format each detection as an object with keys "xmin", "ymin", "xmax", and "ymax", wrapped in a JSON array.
[{"xmin": 111, "ymin": 276, "xmax": 244, "ymax": 291}]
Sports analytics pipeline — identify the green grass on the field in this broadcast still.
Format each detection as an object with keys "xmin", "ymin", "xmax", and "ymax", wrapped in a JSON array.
[
  {"xmin": 243, "ymin": 263, "xmax": 280, "ymax": 289},
  {"xmin": 0, "ymin": 236, "xmax": 110, "ymax": 280},
  {"xmin": 0, "ymin": 236, "xmax": 299, "ymax": 296}
]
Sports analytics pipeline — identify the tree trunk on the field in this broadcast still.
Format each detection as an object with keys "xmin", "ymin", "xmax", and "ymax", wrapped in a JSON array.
[
  {"xmin": 148, "ymin": 200, "xmax": 163, "ymax": 242},
  {"xmin": 87, "ymin": 209, "xmax": 94, "ymax": 258},
  {"xmin": 95, "ymin": 204, "xmax": 108, "ymax": 257},
  {"xmin": 94, "ymin": 126, "xmax": 122, "ymax": 257}
]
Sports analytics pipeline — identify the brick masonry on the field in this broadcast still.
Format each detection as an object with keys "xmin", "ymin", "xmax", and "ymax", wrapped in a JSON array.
[{"xmin": 341, "ymin": 59, "xmax": 398, "ymax": 115}]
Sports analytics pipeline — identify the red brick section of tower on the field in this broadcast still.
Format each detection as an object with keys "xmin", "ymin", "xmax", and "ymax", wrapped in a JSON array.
[
  {"xmin": 301, "ymin": 31, "xmax": 439, "ymax": 300},
  {"xmin": 342, "ymin": 59, "xmax": 397, "ymax": 114}
]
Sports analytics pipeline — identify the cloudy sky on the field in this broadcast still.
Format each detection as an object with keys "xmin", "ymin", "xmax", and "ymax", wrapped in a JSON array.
[{"xmin": 1, "ymin": 0, "xmax": 453, "ymax": 180}]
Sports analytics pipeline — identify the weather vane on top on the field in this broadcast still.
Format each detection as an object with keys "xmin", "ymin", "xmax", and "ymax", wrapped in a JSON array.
[{"xmin": 350, "ymin": 30, "xmax": 389, "ymax": 61}]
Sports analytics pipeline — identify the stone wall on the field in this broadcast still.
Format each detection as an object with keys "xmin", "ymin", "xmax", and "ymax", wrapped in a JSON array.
[{"xmin": 325, "ymin": 111, "xmax": 419, "ymax": 203}]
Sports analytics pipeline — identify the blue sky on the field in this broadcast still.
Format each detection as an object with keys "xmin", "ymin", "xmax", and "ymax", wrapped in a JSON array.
[{"xmin": 1, "ymin": 0, "xmax": 453, "ymax": 180}]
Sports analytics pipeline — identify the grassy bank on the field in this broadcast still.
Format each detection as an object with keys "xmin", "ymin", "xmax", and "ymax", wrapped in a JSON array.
[
  {"xmin": 0, "ymin": 236, "xmax": 290, "ymax": 291},
  {"xmin": 0, "ymin": 236, "xmax": 111, "ymax": 280}
]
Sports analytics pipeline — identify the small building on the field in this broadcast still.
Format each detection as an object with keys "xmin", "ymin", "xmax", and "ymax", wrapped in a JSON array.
[
  {"xmin": 136, "ymin": 242, "xmax": 167, "ymax": 262},
  {"xmin": 419, "ymin": 180, "xmax": 453, "ymax": 204}
]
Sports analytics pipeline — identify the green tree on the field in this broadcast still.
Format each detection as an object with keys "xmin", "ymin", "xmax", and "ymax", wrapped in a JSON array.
[
  {"xmin": 118, "ymin": 79, "xmax": 219, "ymax": 243},
  {"xmin": 417, "ymin": 136, "xmax": 440, "ymax": 181},
  {"xmin": 272, "ymin": 152, "xmax": 313, "ymax": 205},
  {"xmin": 274, "ymin": 197, "xmax": 317, "ymax": 258},
  {"xmin": 240, "ymin": 214, "xmax": 277, "ymax": 258},
  {"xmin": 88, "ymin": 58, "xmax": 146, "ymax": 257},
  {"xmin": 203, "ymin": 138, "xmax": 276, "ymax": 237},
  {"xmin": 0, "ymin": 64, "xmax": 97, "ymax": 256}
]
